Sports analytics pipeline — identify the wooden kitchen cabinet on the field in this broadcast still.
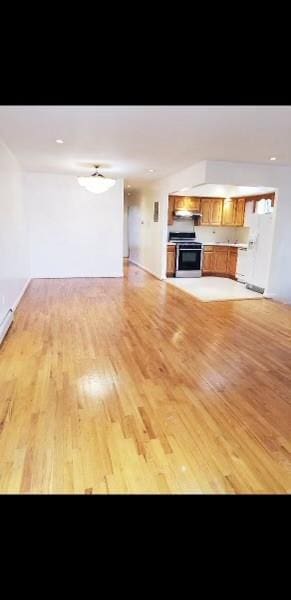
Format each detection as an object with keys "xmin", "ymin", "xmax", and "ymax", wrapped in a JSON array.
[
  {"xmin": 168, "ymin": 196, "xmax": 175, "ymax": 225},
  {"xmin": 202, "ymin": 248, "xmax": 215, "ymax": 273},
  {"xmin": 227, "ymin": 248, "xmax": 238, "ymax": 277},
  {"xmin": 166, "ymin": 244, "xmax": 176, "ymax": 277},
  {"xmin": 200, "ymin": 197, "xmax": 245, "ymax": 227},
  {"xmin": 200, "ymin": 198, "xmax": 223, "ymax": 225},
  {"xmin": 187, "ymin": 197, "xmax": 200, "ymax": 211},
  {"xmin": 202, "ymin": 245, "xmax": 238, "ymax": 279},
  {"xmin": 174, "ymin": 196, "xmax": 200, "ymax": 211},
  {"xmin": 213, "ymin": 248, "xmax": 229, "ymax": 274},
  {"xmin": 200, "ymin": 199, "xmax": 212, "ymax": 224},
  {"xmin": 174, "ymin": 197, "xmax": 186, "ymax": 210},
  {"xmin": 222, "ymin": 197, "xmax": 246, "ymax": 226},
  {"xmin": 235, "ymin": 197, "xmax": 245, "ymax": 226},
  {"xmin": 222, "ymin": 198, "xmax": 237, "ymax": 226},
  {"xmin": 211, "ymin": 199, "xmax": 223, "ymax": 225}
]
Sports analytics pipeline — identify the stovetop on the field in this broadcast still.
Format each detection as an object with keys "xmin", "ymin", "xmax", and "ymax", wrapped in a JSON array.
[
  {"xmin": 168, "ymin": 232, "xmax": 202, "ymax": 246},
  {"xmin": 169, "ymin": 232, "xmax": 196, "ymax": 242}
]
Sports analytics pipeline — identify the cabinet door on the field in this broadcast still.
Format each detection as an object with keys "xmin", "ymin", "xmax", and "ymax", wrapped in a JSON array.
[
  {"xmin": 235, "ymin": 198, "xmax": 245, "ymax": 226},
  {"xmin": 174, "ymin": 197, "xmax": 187, "ymax": 210},
  {"xmin": 188, "ymin": 197, "xmax": 201, "ymax": 211},
  {"xmin": 174, "ymin": 196, "xmax": 200, "ymax": 211},
  {"xmin": 200, "ymin": 199, "xmax": 211, "ymax": 224},
  {"xmin": 222, "ymin": 198, "xmax": 236, "ymax": 225},
  {"xmin": 210, "ymin": 199, "xmax": 223, "ymax": 225},
  {"xmin": 227, "ymin": 249, "xmax": 238, "ymax": 277},
  {"xmin": 213, "ymin": 249, "xmax": 228, "ymax": 274},
  {"xmin": 168, "ymin": 196, "xmax": 175, "ymax": 225},
  {"xmin": 203, "ymin": 250, "xmax": 215, "ymax": 273},
  {"xmin": 166, "ymin": 247, "xmax": 176, "ymax": 276}
]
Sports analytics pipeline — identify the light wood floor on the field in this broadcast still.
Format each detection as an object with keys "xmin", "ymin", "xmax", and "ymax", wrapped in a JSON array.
[{"xmin": 1, "ymin": 263, "xmax": 291, "ymax": 494}]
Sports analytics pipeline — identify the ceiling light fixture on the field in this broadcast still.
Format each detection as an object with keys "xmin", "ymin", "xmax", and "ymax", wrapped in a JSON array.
[
  {"xmin": 77, "ymin": 165, "xmax": 116, "ymax": 194},
  {"xmin": 56, "ymin": 139, "xmax": 64, "ymax": 144},
  {"xmin": 148, "ymin": 169, "xmax": 155, "ymax": 173},
  {"xmin": 269, "ymin": 156, "xmax": 277, "ymax": 161}
]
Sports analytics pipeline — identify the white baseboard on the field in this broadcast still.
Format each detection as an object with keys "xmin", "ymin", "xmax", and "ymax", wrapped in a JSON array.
[
  {"xmin": 0, "ymin": 309, "xmax": 14, "ymax": 345},
  {"xmin": 11, "ymin": 278, "xmax": 31, "ymax": 312},
  {"xmin": 128, "ymin": 260, "xmax": 161, "ymax": 280}
]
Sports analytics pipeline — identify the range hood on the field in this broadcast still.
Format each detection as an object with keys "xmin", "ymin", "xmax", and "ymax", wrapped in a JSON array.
[{"xmin": 174, "ymin": 209, "xmax": 202, "ymax": 219}]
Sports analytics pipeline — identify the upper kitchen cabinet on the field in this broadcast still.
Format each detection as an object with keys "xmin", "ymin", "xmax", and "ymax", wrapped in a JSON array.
[
  {"xmin": 188, "ymin": 197, "xmax": 201, "ymax": 211},
  {"xmin": 235, "ymin": 197, "xmax": 245, "ymax": 226},
  {"xmin": 168, "ymin": 196, "xmax": 175, "ymax": 225},
  {"xmin": 200, "ymin": 198, "xmax": 211, "ymax": 224},
  {"xmin": 172, "ymin": 196, "xmax": 246, "ymax": 227},
  {"xmin": 222, "ymin": 197, "xmax": 246, "ymax": 226},
  {"xmin": 174, "ymin": 196, "xmax": 201, "ymax": 211},
  {"xmin": 222, "ymin": 198, "xmax": 236, "ymax": 225},
  {"xmin": 211, "ymin": 199, "xmax": 223, "ymax": 225},
  {"xmin": 201, "ymin": 198, "xmax": 223, "ymax": 225}
]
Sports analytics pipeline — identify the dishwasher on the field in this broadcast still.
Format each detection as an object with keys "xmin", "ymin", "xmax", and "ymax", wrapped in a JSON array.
[{"xmin": 236, "ymin": 247, "xmax": 250, "ymax": 283}]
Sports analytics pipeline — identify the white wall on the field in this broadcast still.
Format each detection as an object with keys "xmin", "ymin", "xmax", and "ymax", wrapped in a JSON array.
[
  {"xmin": 128, "ymin": 162, "xmax": 207, "ymax": 278},
  {"xmin": 128, "ymin": 188, "xmax": 164, "ymax": 277},
  {"xmin": 0, "ymin": 139, "xmax": 29, "ymax": 324},
  {"xmin": 24, "ymin": 173, "xmax": 124, "ymax": 278},
  {"xmin": 123, "ymin": 196, "xmax": 129, "ymax": 257}
]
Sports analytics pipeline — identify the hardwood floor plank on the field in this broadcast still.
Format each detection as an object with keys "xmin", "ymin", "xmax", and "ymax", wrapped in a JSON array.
[{"xmin": 0, "ymin": 263, "xmax": 291, "ymax": 493}]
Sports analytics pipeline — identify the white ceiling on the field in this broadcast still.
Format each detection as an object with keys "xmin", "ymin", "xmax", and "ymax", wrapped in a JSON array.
[
  {"xmin": 0, "ymin": 105, "xmax": 291, "ymax": 191},
  {"xmin": 174, "ymin": 184, "xmax": 275, "ymax": 197}
]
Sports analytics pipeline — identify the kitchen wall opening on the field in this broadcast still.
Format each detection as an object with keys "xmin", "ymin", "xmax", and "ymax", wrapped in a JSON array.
[{"xmin": 165, "ymin": 185, "xmax": 277, "ymax": 301}]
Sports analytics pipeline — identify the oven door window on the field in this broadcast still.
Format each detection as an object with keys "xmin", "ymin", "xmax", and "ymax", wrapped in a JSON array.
[{"xmin": 178, "ymin": 249, "xmax": 201, "ymax": 271}]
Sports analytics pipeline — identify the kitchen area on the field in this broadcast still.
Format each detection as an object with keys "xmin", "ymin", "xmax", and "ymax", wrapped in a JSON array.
[{"xmin": 166, "ymin": 187, "xmax": 276, "ymax": 301}]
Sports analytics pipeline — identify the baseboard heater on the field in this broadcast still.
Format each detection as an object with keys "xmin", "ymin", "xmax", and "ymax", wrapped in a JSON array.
[{"xmin": 0, "ymin": 309, "xmax": 14, "ymax": 345}]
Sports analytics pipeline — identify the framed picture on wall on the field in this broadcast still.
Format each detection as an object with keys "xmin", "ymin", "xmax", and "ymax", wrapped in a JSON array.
[{"xmin": 153, "ymin": 201, "xmax": 159, "ymax": 222}]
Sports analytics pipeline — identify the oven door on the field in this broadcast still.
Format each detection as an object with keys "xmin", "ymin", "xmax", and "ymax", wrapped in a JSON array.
[{"xmin": 176, "ymin": 245, "xmax": 202, "ymax": 277}]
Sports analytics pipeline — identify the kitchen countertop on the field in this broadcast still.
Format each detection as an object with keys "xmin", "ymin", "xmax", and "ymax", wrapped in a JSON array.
[
  {"xmin": 202, "ymin": 243, "xmax": 248, "ymax": 248},
  {"xmin": 167, "ymin": 242, "xmax": 248, "ymax": 248}
]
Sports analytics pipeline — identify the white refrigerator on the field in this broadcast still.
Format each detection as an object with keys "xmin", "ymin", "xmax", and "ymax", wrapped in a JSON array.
[{"xmin": 244, "ymin": 204, "xmax": 274, "ymax": 292}]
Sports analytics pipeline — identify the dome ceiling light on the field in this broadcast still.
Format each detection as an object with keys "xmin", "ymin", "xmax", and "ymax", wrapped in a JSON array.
[{"xmin": 77, "ymin": 165, "xmax": 116, "ymax": 194}]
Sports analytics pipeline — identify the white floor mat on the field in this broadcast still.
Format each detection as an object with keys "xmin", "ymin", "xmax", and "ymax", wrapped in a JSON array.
[{"xmin": 166, "ymin": 276, "xmax": 264, "ymax": 302}]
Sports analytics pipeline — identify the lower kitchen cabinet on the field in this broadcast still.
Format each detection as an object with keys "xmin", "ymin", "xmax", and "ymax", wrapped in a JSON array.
[
  {"xmin": 213, "ymin": 248, "xmax": 229, "ymax": 274},
  {"xmin": 202, "ymin": 246, "xmax": 238, "ymax": 278},
  {"xmin": 202, "ymin": 249, "xmax": 215, "ymax": 273},
  {"xmin": 167, "ymin": 245, "xmax": 176, "ymax": 277},
  {"xmin": 227, "ymin": 248, "xmax": 238, "ymax": 277}
]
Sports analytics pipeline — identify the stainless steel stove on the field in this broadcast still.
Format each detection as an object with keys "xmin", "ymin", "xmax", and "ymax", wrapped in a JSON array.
[{"xmin": 169, "ymin": 232, "xmax": 202, "ymax": 277}]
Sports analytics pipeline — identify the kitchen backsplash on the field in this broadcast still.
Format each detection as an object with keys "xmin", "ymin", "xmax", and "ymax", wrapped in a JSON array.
[
  {"xmin": 195, "ymin": 226, "xmax": 250, "ymax": 244},
  {"xmin": 168, "ymin": 219, "xmax": 249, "ymax": 243},
  {"xmin": 168, "ymin": 219, "xmax": 196, "ymax": 233}
]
